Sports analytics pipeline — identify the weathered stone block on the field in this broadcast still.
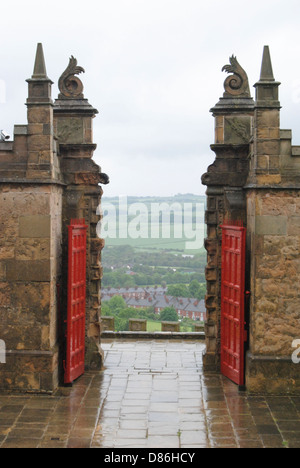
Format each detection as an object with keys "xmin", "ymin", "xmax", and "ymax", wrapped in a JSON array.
[
  {"xmin": 28, "ymin": 135, "xmax": 52, "ymax": 151},
  {"xmin": 19, "ymin": 215, "xmax": 50, "ymax": 238},
  {"xmin": 101, "ymin": 316, "xmax": 115, "ymax": 331},
  {"xmin": 2, "ymin": 324, "xmax": 42, "ymax": 350},
  {"xmin": 207, "ymin": 197, "xmax": 216, "ymax": 211},
  {"xmin": 288, "ymin": 216, "xmax": 300, "ymax": 236},
  {"xmin": 27, "ymin": 106, "xmax": 52, "ymax": 124},
  {"xmin": 205, "ymin": 295, "xmax": 218, "ymax": 309},
  {"xmin": 0, "ymin": 262, "xmax": 6, "ymax": 280},
  {"xmin": 12, "ymin": 283, "xmax": 50, "ymax": 315},
  {"xmin": 161, "ymin": 321, "xmax": 180, "ymax": 332},
  {"xmin": 255, "ymin": 109, "xmax": 280, "ymax": 128},
  {"xmin": 15, "ymin": 238, "xmax": 50, "ymax": 261},
  {"xmin": 87, "ymin": 322, "xmax": 101, "ymax": 340},
  {"xmin": 257, "ymin": 127, "xmax": 280, "ymax": 139},
  {"xmin": 28, "ymin": 123, "xmax": 44, "ymax": 135},
  {"xmin": 0, "ymin": 282, "xmax": 11, "ymax": 306},
  {"xmin": 204, "ymin": 238, "xmax": 217, "ymax": 254},
  {"xmin": 215, "ymin": 126, "xmax": 224, "ymax": 144},
  {"xmin": 245, "ymin": 353, "xmax": 300, "ymax": 394},
  {"xmin": 205, "ymin": 336, "xmax": 217, "ymax": 352},
  {"xmin": 57, "ymin": 118, "xmax": 84, "ymax": 144},
  {"xmin": 205, "ymin": 321, "xmax": 217, "ymax": 338},
  {"xmin": 205, "ymin": 211, "xmax": 217, "ymax": 225},
  {"xmin": 194, "ymin": 323, "xmax": 204, "ymax": 332},
  {"xmin": 129, "ymin": 319, "xmax": 147, "ymax": 332},
  {"xmin": 224, "ymin": 116, "xmax": 251, "ymax": 144},
  {"xmin": 0, "ymin": 240, "xmax": 15, "ymax": 260},
  {"xmin": 256, "ymin": 174, "xmax": 282, "ymax": 185},
  {"xmin": 257, "ymin": 155, "xmax": 269, "ymax": 170},
  {"xmin": 6, "ymin": 260, "xmax": 51, "ymax": 282},
  {"xmin": 205, "ymin": 266, "xmax": 217, "ymax": 282},
  {"xmin": 255, "ymin": 215, "xmax": 287, "ymax": 236},
  {"xmin": 91, "ymin": 238, "xmax": 105, "ymax": 252}
]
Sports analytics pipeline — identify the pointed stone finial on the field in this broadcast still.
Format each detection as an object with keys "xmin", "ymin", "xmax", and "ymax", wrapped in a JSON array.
[
  {"xmin": 254, "ymin": 46, "xmax": 280, "ymax": 107},
  {"xmin": 259, "ymin": 45, "xmax": 275, "ymax": 82},
  {"xmin": 26, "ymin": 43, "xmax": 53, "ymax": 105},
  {"xmin": 32, "ymin": 43, "xmax": 49, "ymax": 80}
]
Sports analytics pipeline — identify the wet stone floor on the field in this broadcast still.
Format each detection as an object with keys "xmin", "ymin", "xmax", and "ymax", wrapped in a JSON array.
[{"xmin": 0, "ymin": 339, "xmax": 300, "ymax": 448}]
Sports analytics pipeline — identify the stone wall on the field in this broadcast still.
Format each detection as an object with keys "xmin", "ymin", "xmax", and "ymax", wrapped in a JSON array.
[
  {"xmin": 0, "ymin": 183, "xmax": 63, "ymax": 391},
  {"xmin": 246, "ymin": 189, "xmax": 300, "ymax": 393},
  {"xmin": 247, "ymin": 190, "xmax": 300, "ymax": 353}
]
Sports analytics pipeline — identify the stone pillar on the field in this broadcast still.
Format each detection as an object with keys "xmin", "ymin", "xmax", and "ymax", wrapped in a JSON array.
[
  {"xmin": 0, "ymin": 44, "xmax": 108, "ymax": 392},
  {"xmin": 245, "ymin": 47, "xmax": 300, "ymax": 393},
  {"xmin": 54, "ymin": 56, "xmax": 108, "ymax": 371},
  {"xmin": 26, "ymin": 43, "xmax": 59, "ymax": 181},
  {"xmin": 0, "ymin": 43, "xmax": 63, "ymax": 392},
  {"xmin": 201, "ymin": 55, "xmax": 254, "ymax": 371}
]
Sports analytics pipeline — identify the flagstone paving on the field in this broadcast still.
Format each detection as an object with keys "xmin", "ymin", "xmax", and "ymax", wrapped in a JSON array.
[{"xmin": 0, "ymin": 338, "xmax": 300, "ymax": 448}]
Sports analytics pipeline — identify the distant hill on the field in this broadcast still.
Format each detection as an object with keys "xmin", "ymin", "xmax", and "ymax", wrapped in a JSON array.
[
  {"xmin": 102, "ymin": 193, "xmax": 206, "ymax": 205},
  {"xmin": 99, "ymin": 194, "xmax": 206, "ymax": 254}
]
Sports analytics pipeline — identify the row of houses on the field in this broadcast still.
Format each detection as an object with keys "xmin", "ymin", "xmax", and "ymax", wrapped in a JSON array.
[{"xmin": 101, "ymin": 288, "xmax": 206, "ymax": 322}]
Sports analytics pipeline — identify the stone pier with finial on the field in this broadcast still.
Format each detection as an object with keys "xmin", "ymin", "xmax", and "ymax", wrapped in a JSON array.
[
  {"xmin": 202, "ymin": 46, "xmax": 300, "ymax": 393},
  {"xmin": 54, "ymin": 54, "xmax": 109, "ymax": 373},
  {"xmin": 0, "ymin": 43, "xmax": 108, "ymax": 393},
  {"xmin": 202, "ymin": 54, "xmax": 254, "ymax": 372}
]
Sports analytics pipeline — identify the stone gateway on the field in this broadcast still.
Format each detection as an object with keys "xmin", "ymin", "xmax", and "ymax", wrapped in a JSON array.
[{"xmin": 0, "ymin": 43, "xmax": 299, "ymax": 395}]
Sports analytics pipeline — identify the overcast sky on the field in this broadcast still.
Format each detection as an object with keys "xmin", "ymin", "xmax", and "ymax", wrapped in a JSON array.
[{"xmin": 1, "ymin": 0, "xmax": 300, "ymax": 196}]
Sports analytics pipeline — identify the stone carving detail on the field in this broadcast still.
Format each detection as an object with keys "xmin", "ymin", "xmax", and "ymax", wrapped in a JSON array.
[
  {"xmin": 222, "ymin": 55, "xmax": 250, "ymax": 97},
  {"xmin": 58, "ymin": 56, "xmax": 85, "ymax": 99},
  {"xmin": 225, "ymin": 117, "xmax": 251, "ymax": 143},
  {"xmin": 57, "ymin": 118, "xmax": 83, "ymax": 143}
]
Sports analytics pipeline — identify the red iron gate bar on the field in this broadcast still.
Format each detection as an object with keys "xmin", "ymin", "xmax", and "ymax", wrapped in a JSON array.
[
  {"xmin": 64, "ymin": 219, "xmax": 88, "ymax": 384},
  {"xmin": 220, "ymin": 224, "xmax": 247, "ymax": 386}
]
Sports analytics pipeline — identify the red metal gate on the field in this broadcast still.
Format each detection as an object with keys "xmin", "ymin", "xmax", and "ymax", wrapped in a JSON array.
[
  {"xmin": 64, "ymin": 219, "xmax": 88, "ymax": 384},
  {"xmin": 221, "ymin": 224, "xmax": 247, "ymax": 386}
]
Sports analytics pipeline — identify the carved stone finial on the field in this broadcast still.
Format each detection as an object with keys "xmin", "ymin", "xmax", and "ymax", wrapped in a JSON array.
[
  {"xmin": 58, "ymin": 56, "xmax": 85, "ymax": 99},
  {"xmin": 221, "ymin": 55, "xmax": 250, "ymax": 97}
]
